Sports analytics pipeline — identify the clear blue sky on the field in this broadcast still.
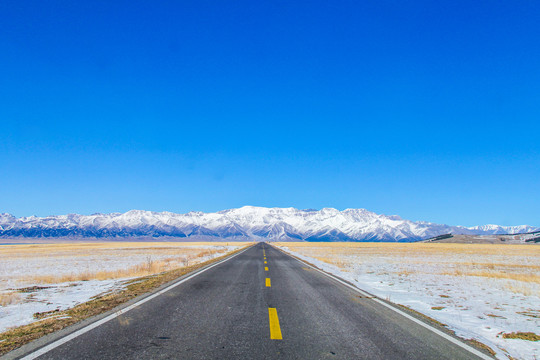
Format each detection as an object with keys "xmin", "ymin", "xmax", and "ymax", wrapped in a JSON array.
[{"xmin": 1, "ymin": 1, "xmax": 539, "ymax": 226}]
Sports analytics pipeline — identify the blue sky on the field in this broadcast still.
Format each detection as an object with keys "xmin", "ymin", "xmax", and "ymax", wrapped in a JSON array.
[{"xmin": 1, "ymin": 1, "xmax": 539, "ymax": 226}]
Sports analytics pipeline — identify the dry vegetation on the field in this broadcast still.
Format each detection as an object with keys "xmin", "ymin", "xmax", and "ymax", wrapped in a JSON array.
[
  {"xmin": 502, "ymin": 332, "xmax": 540, "ymax": 341},
  {"xmin": 274, "ymin": 242, "xmax": 540, "ymax": 296},
  {"xmin": 0, "ymin": 292, "xmax": 22, "ymax": 306},
  {"xmin": 0, "ymin": 242, "xmax": 250, "ymax": 288},
  {"xmin": 26, "ymin": 248, "xmax": 225, "ymax": 284}
]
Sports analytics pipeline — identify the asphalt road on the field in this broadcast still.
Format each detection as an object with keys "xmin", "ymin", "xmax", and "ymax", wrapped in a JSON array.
[{"xmin": 8, "ymin": 243, "xmax": 491, "ymax": 359}]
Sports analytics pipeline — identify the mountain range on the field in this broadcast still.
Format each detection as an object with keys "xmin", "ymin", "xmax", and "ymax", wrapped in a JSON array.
[{"xmin": 0, "ymin": 206, "xmax": 537, "ymax": 242}]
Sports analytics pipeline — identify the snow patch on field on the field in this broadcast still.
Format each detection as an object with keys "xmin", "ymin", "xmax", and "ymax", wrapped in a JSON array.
[
  {"xmin": 0, "ymin": 245, "xmax": 240, "ymax": 285},
  {"xmin": 0, "ymin": 243, "xmax": 242, "ymax": 333},
  {"xmin": 277, "ymin": 245, "xmax": 540, "ymax": 360},
  {"xmin": 0, "ymin": 280, "xmax": 127, "ymax": 333}
]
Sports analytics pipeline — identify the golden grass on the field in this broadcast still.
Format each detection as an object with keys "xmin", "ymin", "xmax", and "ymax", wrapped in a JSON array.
[
  {"xmin": 275, "ymin": 242, "xmax": 540, "ymax": 295},
  {"xmin": 459, "ymin": 262, "xmax": 540, "ymax": 270},
  {"xmin": 312, "ymin": 256, "xmax": 349, "ymax": 269},
  {"xmin": 503, "ymin": 283, "xmax": 539, "ymax": 297},
  {"xmin": 0, "ymin": 292, "xmax": 22, "ymax": 306},
  {"xmin": 464, "ymin": 270, "xmax": 539, "ymax": 283},
  {"xmin": 517, "ymin": 310, "xmax": 539, "ymax": 318},
  {"xmin": 0, "ymin": 242, "xmax": 251, "ymax": 287},
  {"xmin": 502, "ymin": 332, "xmax": 540, "ymax": 341},
  {"xmin": 0, "ymin": 242, "xmax": 251, "ymax": 256},
  {"xmin": 274, "ymin": 241, "xmax": 540, "ymax": 255},
  {"xmin": 465, "ymin": 339, "xmax": 497, "ymax": 356},
  {"xmin": 24, "ymin": 249, "xmax": 226, "ymax": 284}
]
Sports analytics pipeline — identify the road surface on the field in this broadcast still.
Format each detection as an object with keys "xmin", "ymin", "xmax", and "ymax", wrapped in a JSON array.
[{"xmin": 7, "ymin": 243, "xmax": 492, "ymax": 359}]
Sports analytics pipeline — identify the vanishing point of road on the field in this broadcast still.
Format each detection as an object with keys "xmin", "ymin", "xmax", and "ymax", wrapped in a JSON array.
[{"xmin": 6, "ymin": 243, "xmax": 492, "ymax": 360}]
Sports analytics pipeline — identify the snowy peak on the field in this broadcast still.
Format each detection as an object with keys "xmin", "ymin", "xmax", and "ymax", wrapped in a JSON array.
[
  {"xmin": 466, "ymin": 224, "xmax": 535, "ymax": 234},
  {"xmin": 0, "ymin": 207, "xmax": 537, "ymax": 242}
]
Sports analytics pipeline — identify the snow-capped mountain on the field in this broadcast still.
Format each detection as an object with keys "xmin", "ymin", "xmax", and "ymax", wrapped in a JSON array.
[{"xmin": 0, "ymin": 207, "xmax": 537, "ymax": 242}]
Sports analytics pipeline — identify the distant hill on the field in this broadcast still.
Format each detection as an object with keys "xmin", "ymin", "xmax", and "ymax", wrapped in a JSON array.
[
  {"xmin": 0, "ymin": 207, "xmax": 538, "ymax": 242},
  {"xmin": 423, "ymin": 231, "xmax": 540, "ymax": 244}
]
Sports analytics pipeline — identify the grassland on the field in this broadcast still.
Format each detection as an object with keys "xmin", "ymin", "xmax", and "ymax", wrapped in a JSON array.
[
  {"xmin": 275, "ymin": 242, "xmax": 540, "ymax": 293},
  {"xmin": 1, "ymin": 242, "xmax": 250, "ymax": 287}
]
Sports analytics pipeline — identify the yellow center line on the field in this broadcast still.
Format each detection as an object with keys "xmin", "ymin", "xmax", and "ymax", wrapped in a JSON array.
[
  {"xmin": 265, "ymin": 266, "xmax": 268, "ymax": 271},
  {"xmin": 264, "ymin": 260, "xmax": 267, "ymax": 264},
  {"xmin": 268, "ymin": 308, "xmax": 282, "ymax": 340},
  {"xmin": 266, "ymin": 278, "xmax": 271, "ymax": 287}
]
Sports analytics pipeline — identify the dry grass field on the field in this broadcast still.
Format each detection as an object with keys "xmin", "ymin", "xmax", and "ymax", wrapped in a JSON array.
[
  {"xmin": 0, "ymin": 242, "xmax": 249, "ymax": 286},
  {"xmin": 275, "ymin": 242, "xmax": 540, "ymax": 360},
  {"xmin": 275, "ymin": 242, "xmax": 540, "ymax": 293},
  {"xmin": 0, "ymin": 242, "xmax": 249, "ymax": 334}
]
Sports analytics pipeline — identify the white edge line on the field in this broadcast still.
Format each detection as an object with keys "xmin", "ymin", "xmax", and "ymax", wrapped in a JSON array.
[
  {"xmin": 274, "ymin": 246, "xmax": 493, "ymax": 360},
  {"xmin": 20, "ymin": 245, "xmax": 254, "ymax": 360}
]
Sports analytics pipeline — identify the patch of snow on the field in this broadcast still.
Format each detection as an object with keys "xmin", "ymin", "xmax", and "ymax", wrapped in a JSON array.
[
  {"xmin": 0, "ymin": 244, "xmax": 242, "ymax": 333},
  {"xmin": 0, "ymin": 279, "xmax": 126, "ymax": 333}
]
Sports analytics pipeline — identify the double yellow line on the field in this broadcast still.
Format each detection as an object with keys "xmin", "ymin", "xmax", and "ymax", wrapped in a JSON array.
[{"xmin": 263, "ymin": 245, "xmax": 282, "ymax": 340}]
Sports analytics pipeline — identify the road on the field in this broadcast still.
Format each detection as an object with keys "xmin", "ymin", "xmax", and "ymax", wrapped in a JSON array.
[{"xmin": 8, "ymin": 243, "xmax": 491, "ymax": 359}]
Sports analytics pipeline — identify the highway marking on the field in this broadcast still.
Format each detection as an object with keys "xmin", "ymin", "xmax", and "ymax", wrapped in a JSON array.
[
  {"xmin": 266, "ymin": 278, "xmax": 271, "ymax": 287},
  {"xmin": 265, "ymin": 266, "xmax": 268, "ymax": 271},
  {"xmin": 264, "ymin": 260, "xmax": 267, "ymax": 264},
  {"xmin": 268, "ymin": 308, "xmax": 282, "ymax": 340},
  {"xmin": 275, "ymin": 246, "xmax": 493, "ymax": 360},
  {"xmin": 18, "ymin": 245, "xmax": 254, "ymax": 360}
]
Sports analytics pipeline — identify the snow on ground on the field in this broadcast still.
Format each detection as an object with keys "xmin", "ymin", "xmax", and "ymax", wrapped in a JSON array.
[
  {"xmin": 0, "ymin": 279, "xmax": 127, "ymax": 333},
  {"xmin": 0, "ymin": 242, "xmax": 244, "ymax": 333},
  {"xmin": 276, "ymin": 243, "xmax": 540, "ymax": 360}
]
